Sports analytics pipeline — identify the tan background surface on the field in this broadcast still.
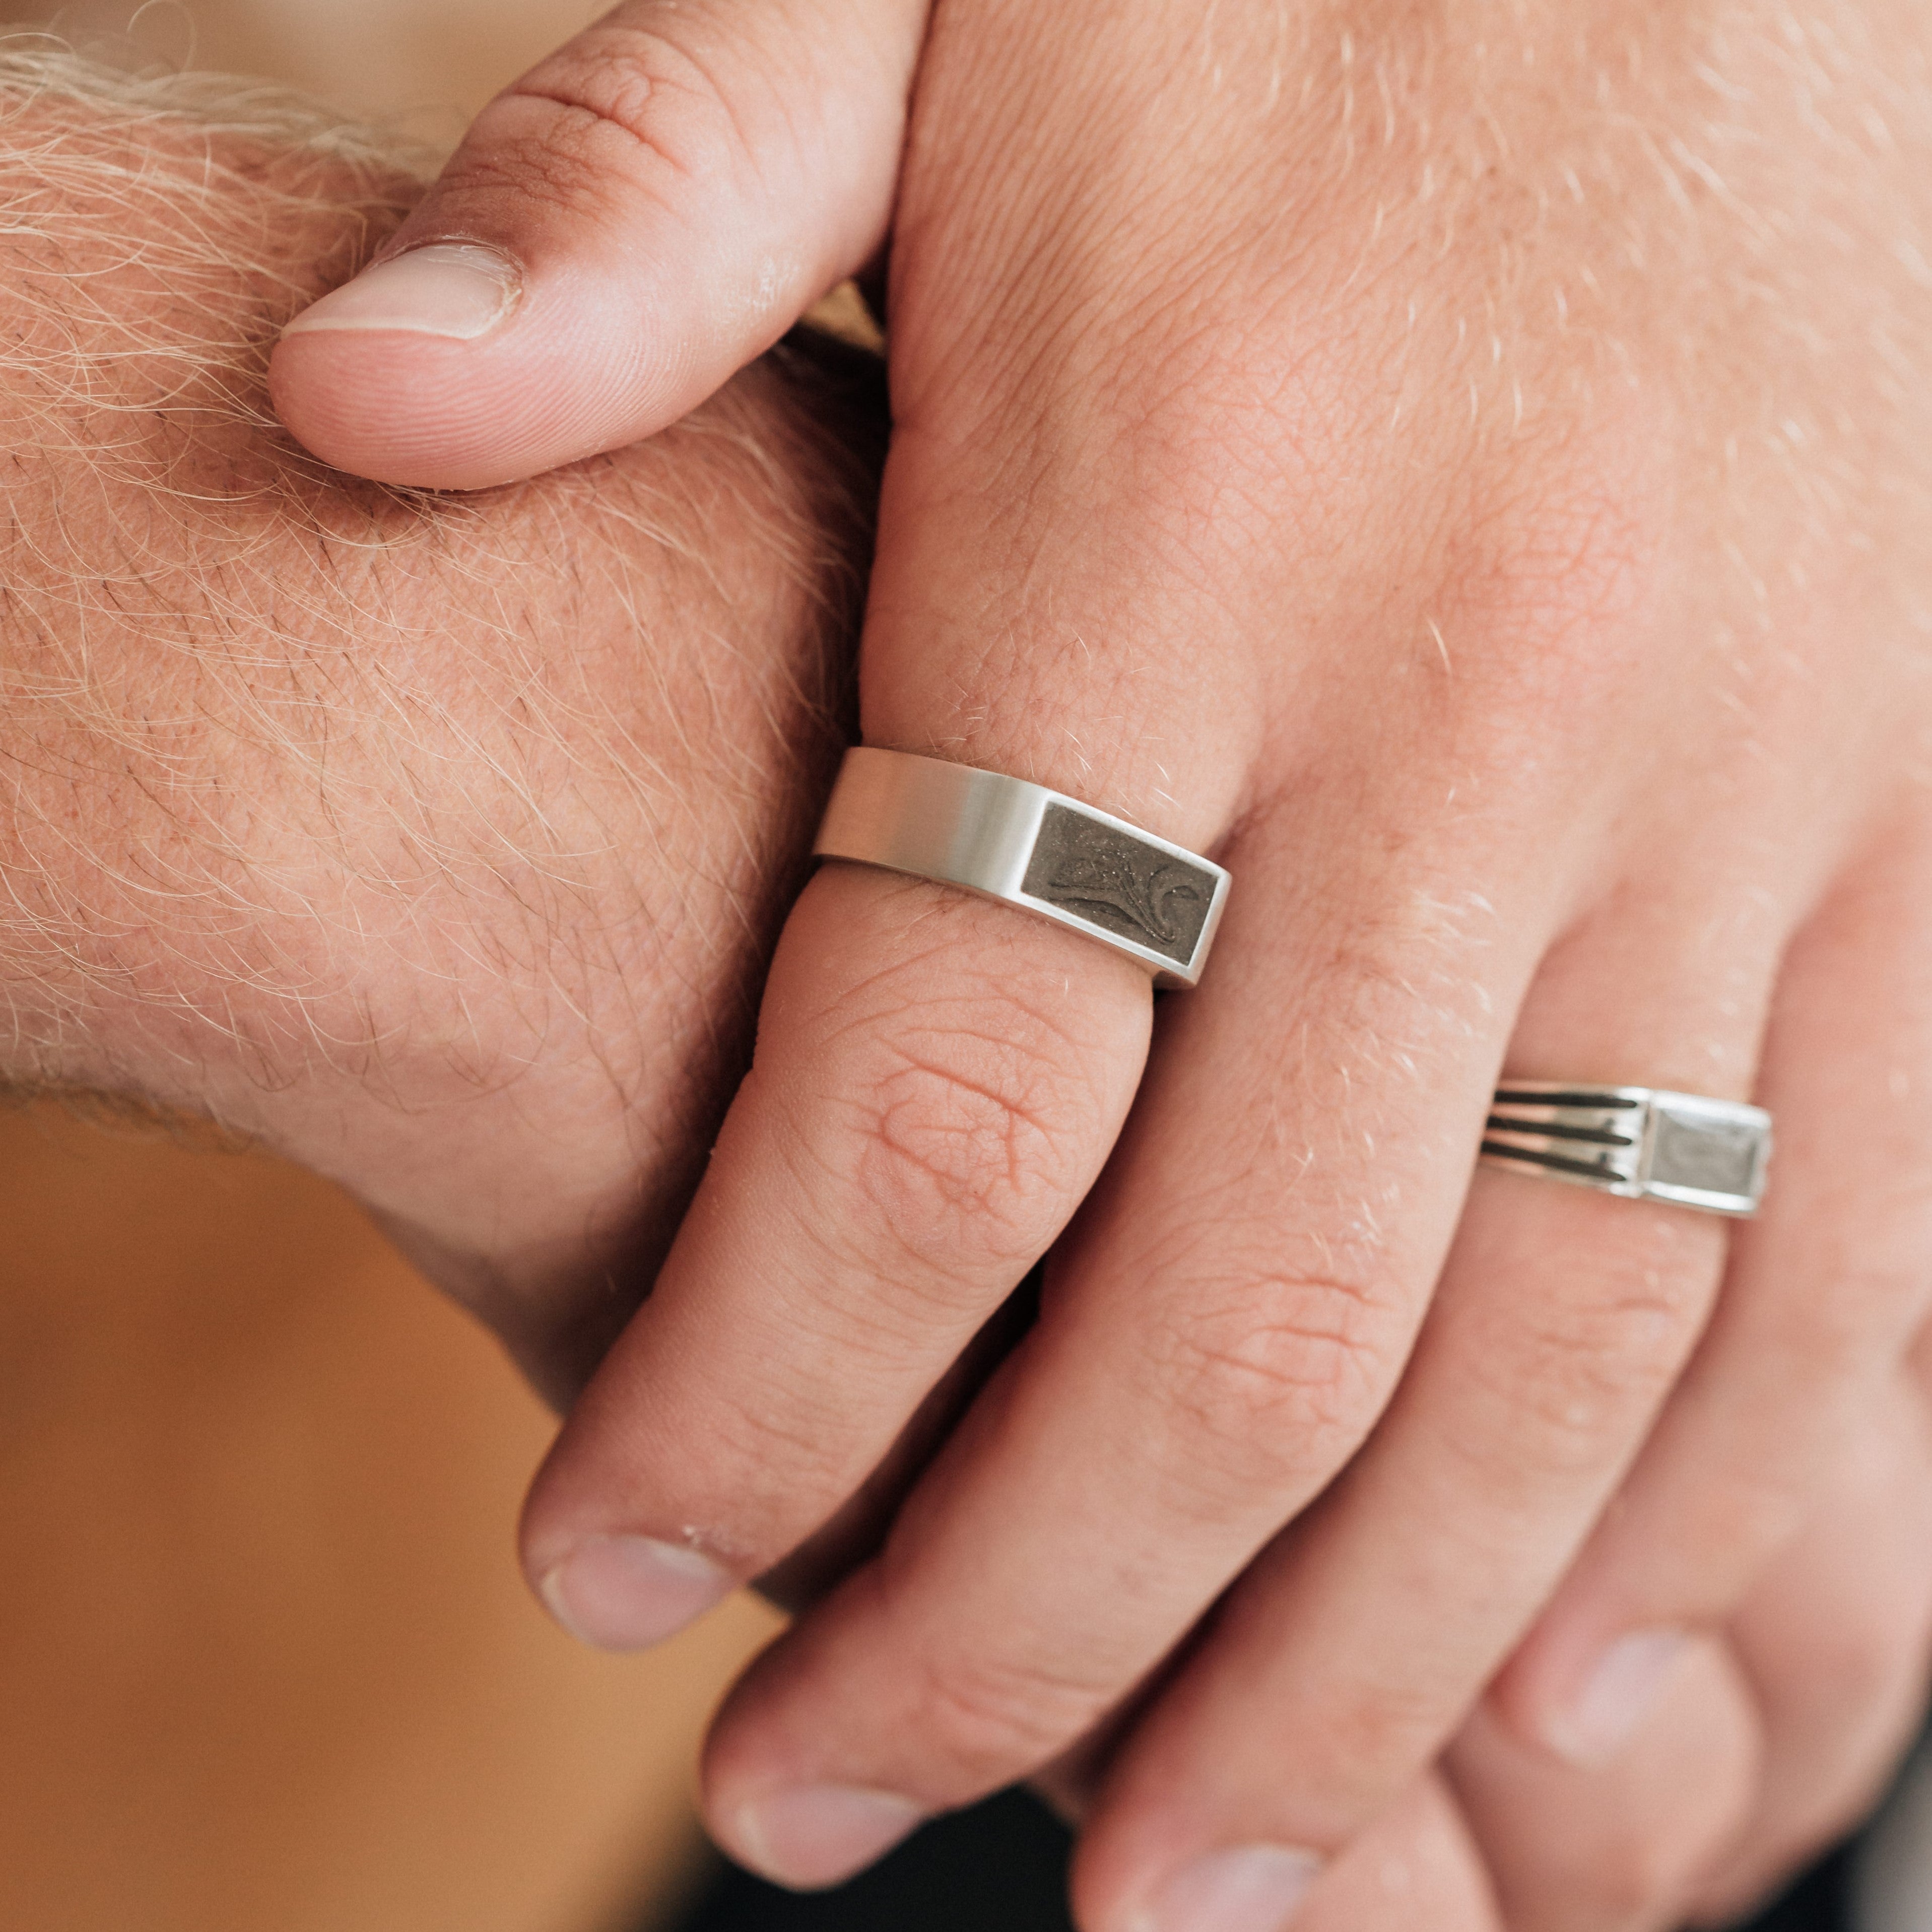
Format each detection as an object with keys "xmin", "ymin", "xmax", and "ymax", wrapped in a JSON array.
[
  {"xmin": 6, "ymin": 0, "xmax": 606, "ymax": 140},
  {"xmin": 0, "ymin": 1104, "xmax": 782, "ymax": 1932},
  {"xmin": 0, "ymin": 4, "xmax": 784, "ymax": 1928}
]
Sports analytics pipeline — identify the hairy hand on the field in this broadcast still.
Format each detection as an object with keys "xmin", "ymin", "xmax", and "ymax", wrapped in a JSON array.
[
  {"xmin": 0, "ymin": 51, "xmax": 881, "ymax": 1406},
  {"xmin": 280, "ymin": 2, "xmax": 1932, "ymax": 1926}
]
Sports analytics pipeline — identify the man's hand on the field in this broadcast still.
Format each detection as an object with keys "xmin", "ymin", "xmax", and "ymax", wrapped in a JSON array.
[
  {"xmin": 30, "ymin": 5, "xmax": 1927, "ymax": 1925},
  {"xmin": 0, "ymin": 48, "xmax": 880, "ymax": 1407},
  {"xmin": 263, "ymin": 0, "xmax": 1932, "ymax": 1924},
  {"xmin": 0, "ymin": 66, "xmax": 1523, "ymax": 1932}
]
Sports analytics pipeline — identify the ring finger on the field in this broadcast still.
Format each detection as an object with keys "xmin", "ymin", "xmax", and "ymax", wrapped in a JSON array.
[
  {"xmin": 1489, "ymin": 821, "xmax": 1932, "ymax": 1775},
  {"xmin": 1057, "ymin": 870, "xmax": 1788, "ymax": 1930}
]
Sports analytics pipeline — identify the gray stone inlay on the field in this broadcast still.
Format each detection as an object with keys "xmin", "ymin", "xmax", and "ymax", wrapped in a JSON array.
[
  {"xmin": 1649, "ymin": 1104, "xmax": 1763, "ymax": 1199},
  {"xmin": 1022, "ymin": 803, "xmax": 1216, "ymax": 968}
]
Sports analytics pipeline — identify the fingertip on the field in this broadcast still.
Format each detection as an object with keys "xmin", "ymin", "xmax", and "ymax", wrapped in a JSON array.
[
  {"xmin": 533, "ymin": 1531, "xmax": 736, "ymax": 1651},
  {"xmin": 719, "ymin": 1783, "xmax": 926, "ymax": 1889},
  {"xmin": 268, "ymin": 255, "xmax": 685, "ymax": 488},
  {"xmin": 281, "ymin": 241, "xmax": 522, "ymax": 343}
]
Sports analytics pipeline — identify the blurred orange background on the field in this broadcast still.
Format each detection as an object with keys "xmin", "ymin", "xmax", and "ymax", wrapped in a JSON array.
[{"xmin": 0, "ymin": 7, "xmax": 783, "ymax": 1929}]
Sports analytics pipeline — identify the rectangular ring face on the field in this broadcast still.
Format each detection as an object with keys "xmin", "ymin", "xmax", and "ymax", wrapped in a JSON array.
[
  {"xmin": 1020, "ymin": 803, "xmax": 1221, "ymax": 972},
  {"xmin": 1644, "ymin": 1096, "xmax": 1770, "ymax": 1211},
  {"xmin": 1482, "ymin": 1085, "xmax": 1770, "ymax": 1216}
]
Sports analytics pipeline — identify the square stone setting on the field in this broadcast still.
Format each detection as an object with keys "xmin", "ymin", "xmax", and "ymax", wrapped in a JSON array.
[
  {"xmin": 1647, "ymin": 1098, "xmax": 1768, "ymax": 1204},
  {"xmin": 1021, "ymin": 804, "xmax": 1218, "ymax": 970}
]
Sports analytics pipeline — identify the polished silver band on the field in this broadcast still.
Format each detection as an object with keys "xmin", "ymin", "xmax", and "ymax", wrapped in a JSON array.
[
  {"xmin": 1482, "ymin": 1082, "xmax": 1772, "ymax": 1217},
  {"xmin": 812, "ymin": 747, "xmax": 1231, "ymax": 988}
]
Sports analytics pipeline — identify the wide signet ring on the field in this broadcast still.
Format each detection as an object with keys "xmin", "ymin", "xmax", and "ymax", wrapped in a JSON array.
[
  {"xmin": 1482, "ymin": 1082, "xmax": 1772, "ymax": 1218},
  {"xmin": 812, "ymin": 748, "xmax": 1232, "ymax": 988}
]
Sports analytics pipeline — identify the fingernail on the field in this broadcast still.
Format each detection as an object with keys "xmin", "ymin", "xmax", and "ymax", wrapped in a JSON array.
[
  {"xmin": 537, "ymin": 1533, "xmax": 733, "ymax": 1651},
  {"xmin": 1136, "ymin": 1844, "xmax": 1323, "ymax": 1932},
  {"xmin": 281, "ymin": 241, "xmax": 520, "ymax": 341},
  {"xmin": 1547, "ymin": 1627, "xmax": 1690, "ymax": 1767},
  {"xmin": 731, "ymin": 1784, "xmax": 925, "ymax": 1889}
]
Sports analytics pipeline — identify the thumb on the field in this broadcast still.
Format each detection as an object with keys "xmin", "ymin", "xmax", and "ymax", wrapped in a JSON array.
[{"xmin": 270, "ymin": 0, "xmax": 924, "ymax": 489}]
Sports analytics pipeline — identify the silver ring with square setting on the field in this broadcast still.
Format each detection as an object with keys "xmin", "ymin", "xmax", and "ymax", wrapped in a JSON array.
[
  {"xmin": 1482, "ymin": 1082, "xmax": 1772, "ymax": 1217},
  {"xmin": 811, "ymin": 748, "xmax": 1231, "ymax": 989}
]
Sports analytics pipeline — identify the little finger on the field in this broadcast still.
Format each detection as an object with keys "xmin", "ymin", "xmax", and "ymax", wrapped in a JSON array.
[
  {"xmin": 1449, "ymin": 1636, "xmax": 1760, "ymax": 1932},
  {"xmin": 1689, "ymin": 1373, "xmax": 1932, "ymax": 1923}
]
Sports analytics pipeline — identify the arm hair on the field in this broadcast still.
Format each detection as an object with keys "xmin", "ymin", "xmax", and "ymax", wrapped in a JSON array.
[{"xmin": 0, "ymin": 41, "xmax": 878, "ymax": 1242}]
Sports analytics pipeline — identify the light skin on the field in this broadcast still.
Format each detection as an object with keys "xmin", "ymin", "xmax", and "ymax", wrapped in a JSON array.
[
  {"xmin": 269, "ymin": 0, "xmax": 1932, "ymax": 1923},
  {"xmin": 0, "ymin": 48, "xmax": 883, "ymax": 1409},
  {"xmin": 9, "ymin": 30, "xmax": 1932, "ymax": 1932}
]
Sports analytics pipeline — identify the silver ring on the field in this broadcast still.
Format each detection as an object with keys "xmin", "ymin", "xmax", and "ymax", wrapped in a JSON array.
[
  {"xmin": 812, "ymin": 747, "xmax": 1231, "ymax": 987},
  {"xmin": 1482, "ymin": 1082, "xmax": 1772, "ymax": 1217}
]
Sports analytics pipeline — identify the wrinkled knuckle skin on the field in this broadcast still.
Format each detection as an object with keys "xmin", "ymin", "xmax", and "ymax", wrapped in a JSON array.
[
  {"xmin": 697, "ymin": 1379, "xmax": 859, "ymax": 1510},
  {"xmin": 841, "ymin": 1007, "xmax": 1099, "ymax": 1294},
  {"xmin": 441, "ymin": 28, "xmax": 748, "ymax": 222},
  {"xmin": 1314, "ymin": 1671, "xmax": 1459, "ymax": 1786},
  {"xmin": 902, "ymin": 1650, "xmax": 1109, "ymax": 1793},
  {"xmin": 1464, "ymin": 1262, "xmax": 1714, "ymax": 1472},
  {"xmin": 1155, "ymin": 1271, "xmax": 1400, "ymax": 1502}
]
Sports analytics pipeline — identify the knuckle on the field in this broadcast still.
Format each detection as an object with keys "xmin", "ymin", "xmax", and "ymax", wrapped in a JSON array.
[
  {"xmin": 902, "ymin": 1649, "xmax": 1108, "ymax": 1789},
  {"xmin": 839, "ymin": 1009, "xmax": 1098, "ymax": 1290},
  {"xmin": 1461, "ymin": 1255, "xmax": 1715, "ymax": 1472},
  {"xmin": 445, "ymin": 29, "xmax": 747, "ymax": 219},
  {"xmin": 1319, "ymin": 1670, "xmax": 1457, "ymax": 1777},
  {"xmin": 700, "ymin": 1378, "xmax": 858, "ymax": 1506},
  {"xmin": 1152, "ymin": 1266, "xmax": 1403, "ymax": 1501},
  {"xmin": 518, "ymin": 27, "xmax": 740, "ymax": 176}
]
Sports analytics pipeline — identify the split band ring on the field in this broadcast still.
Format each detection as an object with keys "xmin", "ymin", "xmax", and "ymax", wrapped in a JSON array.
[{"xmin": 1483, "ymin": 1082, "xmax": 1772, "ymax": 1217}]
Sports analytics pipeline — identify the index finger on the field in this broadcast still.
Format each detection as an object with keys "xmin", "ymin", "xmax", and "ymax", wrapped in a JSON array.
[{"xmin": 521, "ymin": 848, "xmax": 1158, "ymax": 1656}]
